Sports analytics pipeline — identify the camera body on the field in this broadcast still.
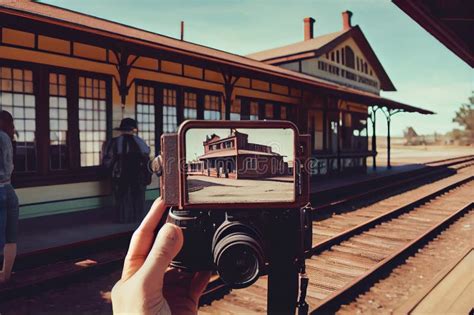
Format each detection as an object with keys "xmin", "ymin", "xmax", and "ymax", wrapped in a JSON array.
[{"xmin": 159, "ymin": 120, "xmax": 312, "ymax": 289}]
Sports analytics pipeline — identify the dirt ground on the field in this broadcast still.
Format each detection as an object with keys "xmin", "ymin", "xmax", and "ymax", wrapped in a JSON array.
[
  {"xmin": 188, "ymin": 175, "xmax": 294, "ymax": 203},
  {"xmin": 370, "ymin": 144, "xmax": 473, "ymax": 166}
]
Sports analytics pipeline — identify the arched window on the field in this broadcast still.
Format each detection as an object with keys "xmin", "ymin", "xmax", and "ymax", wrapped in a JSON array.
[{"xmin": 344, "ymin": 46, "xmax": 355, "ymax": 69}]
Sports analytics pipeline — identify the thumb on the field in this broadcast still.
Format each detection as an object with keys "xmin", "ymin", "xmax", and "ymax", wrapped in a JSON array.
[{"xmin": 139, "ymin": 223, "xmax": 184, "ymax": 290}]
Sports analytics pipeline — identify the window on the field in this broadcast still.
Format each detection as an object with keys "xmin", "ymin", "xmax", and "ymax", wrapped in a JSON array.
[
  {"xmin": 136, "ymin": 85, "xmax": 156, "ymax": 155},
  {"xmin": 163, "ymin": 88, "xmax": 177, "ymax": 133},
  {"xmin": 245, "ymin": 157, "xmax": 257, "ymax": 171},
  {"xmin": 184, "ymin": 91, "xmax": 197, "ymax": 120},
  {"xmin": 344, "ymin": 46, "xmax": 355, "ymax": 69},
  {"xmin": 49, "ymin": 73, "xmax": 68, "ymax": 170},
  {"xmin": 204, "ymin": 94, "xmax": 221, "ymax": 120},
  {"xmin": 78, "ymin": 76, "xmax": 107, "ymax": 167},
  {"xmin": 336, "ymin": 50, "xmax": 340, "ymax": 63},
  {"xmin": 250, "ymin": 101, "xmax": 259, "ymax": 120},
  {"xmin": 265, "ymin": 103, "xmax": 274, "ymax": 119},
  {"xmin": 331, "ymin": 52, "xmax": 335, "ymax": 61},
  {"xmin": 280, "ymin": 106, "xmax": 287, "ymax": 120},
  {"xmin": 230, "ymin": 98, "xmax": 241, "ymax": 120},
  {"xmin": 0, "ymin": 66, "xmax": 36, "ymax": 173},
  {"xmin": 224, "ymin": 141, "xmax": 233, "ymax": 149},
  {"xmin": 341, "ymin": 47, "xmax": 345, "ymax": 65}
]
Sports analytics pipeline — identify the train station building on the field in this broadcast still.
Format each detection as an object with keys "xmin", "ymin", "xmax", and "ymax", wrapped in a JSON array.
[
  {"xmin": 0, "ymin": 1, "xmax": 433, "ymax": 220},
  {"xmin": 187, "ymin": 130, "xmax": 288, "ymax": 179}
]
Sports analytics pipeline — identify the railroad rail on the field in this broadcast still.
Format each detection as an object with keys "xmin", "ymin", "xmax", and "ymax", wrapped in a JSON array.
[
  {"xmin": 198, "ymin": 173, "xmax": 473, "ymax": 314},
  {"xmin": 311, "ymin": 154, "xmax": 474, "ymax": 218},
  {"xmin": 198, "ymin": 156, "xmax": 474, "ymax": 304},
  {"xmin": 309, "ymin": 178, "xmax": 473, "ymax": 314},
  {"xmin": 0, "ymin": 156, "xmax": 472, "ymax": 305}
]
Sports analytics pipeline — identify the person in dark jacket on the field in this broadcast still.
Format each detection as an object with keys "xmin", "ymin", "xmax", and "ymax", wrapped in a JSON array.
[{"xmin": 102, "ymin": 118, "xmax": 151, "ymax": 223}]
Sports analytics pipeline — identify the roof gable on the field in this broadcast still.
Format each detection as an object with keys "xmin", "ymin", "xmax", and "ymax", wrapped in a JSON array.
[{"xmin": 247, "ymin": 26, "xmax": 396, "ymax": 91}]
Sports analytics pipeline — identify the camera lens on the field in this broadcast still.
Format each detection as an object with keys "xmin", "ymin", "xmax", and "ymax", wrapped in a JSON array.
[{"xmin": 213, "ymin": 222, "xmax": 264, "ymax": 289}]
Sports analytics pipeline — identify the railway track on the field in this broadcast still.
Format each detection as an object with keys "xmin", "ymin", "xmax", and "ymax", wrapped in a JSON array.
[
  {"xmin": 311, "ymin": 155, "xmax": 474, "ymax": 218},
  {"xmin": 198, "ymin": 156, "xmax": 474, "ymax": 305},
  {"xmin": 198, "ymin": 171, "xmax": 474, "ymax": 314},
  {"xmin": 1, "ymin": 156, "xmax": 472, "ymax": 305}
]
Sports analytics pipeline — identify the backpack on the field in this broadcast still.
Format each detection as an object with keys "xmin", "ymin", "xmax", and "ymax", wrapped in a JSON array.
[{"xmin": 111, "ymin": 135, "xmax": 152, "ymax": 186}]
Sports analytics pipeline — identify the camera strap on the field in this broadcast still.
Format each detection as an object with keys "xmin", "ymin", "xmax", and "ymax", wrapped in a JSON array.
[
  {"xmin": 297, "ymin": 203, "xmax": 312, "ymax": 315},
  {"xmin": 297, "ymin": 266, "xmax": 309, "ymax": 315}
]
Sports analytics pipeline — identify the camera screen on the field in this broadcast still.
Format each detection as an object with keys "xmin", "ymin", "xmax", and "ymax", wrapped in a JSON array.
[{"xmin": 184, "ymin": 127, "xmax": 295, "ymax": 204}]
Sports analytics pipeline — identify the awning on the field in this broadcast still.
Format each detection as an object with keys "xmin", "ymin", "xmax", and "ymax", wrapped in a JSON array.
[
  {"xmin": 393, "ymin": 0, "xmax": 474, "ymax": 68},
  {"xmin": 0, "ymin": 2, "xmax": 435, "ymax": 115}
]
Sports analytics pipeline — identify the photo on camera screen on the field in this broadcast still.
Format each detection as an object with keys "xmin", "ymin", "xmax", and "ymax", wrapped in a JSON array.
[{"xmin": 185, "ymin": 128, "xmax": 295, "ymax": 204}]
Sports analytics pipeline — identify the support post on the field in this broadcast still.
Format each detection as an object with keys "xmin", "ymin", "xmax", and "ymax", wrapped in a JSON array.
[
  {"xmin": 381, "ymin": 108, "xmax": 402, "ymax": 170},
  {"xmin": 267, "ymin": 211, "xmax": 299, "ymax": 315},
  {"xmin": 221, "ymin": 70, "xmax": 239, "ymax": 120},
  {"xmin": 337, "ymin": 110, "xmax": 341, "ymax": 172},
  {"xmin": 387, "ymin": 114, "xmax": 391, "ymax": 169},
  {"xmin": 322, "ymin": 98, "xmax": 328, "ymax": 151},
  {"xmin": 111, "ymin": 48, "xmax": 140, "ymax": 117},
  {"xmin": 369, "ymin": 106, "xmax": 379, "ymax": 170}
]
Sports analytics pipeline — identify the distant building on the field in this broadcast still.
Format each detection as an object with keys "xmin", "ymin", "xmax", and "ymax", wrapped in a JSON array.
[{"xmin": 187, "ymin": 130, "xmax": 289, "ymax": 179}]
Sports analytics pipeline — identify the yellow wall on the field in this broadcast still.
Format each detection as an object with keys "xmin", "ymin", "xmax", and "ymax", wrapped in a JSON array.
[
  {"xmin": 0, "ymin": 30, "xmax": 304, "ymax": 206},
  {"xmin": 327, "ymin": 37, "xmax": 380, "ymax": 85}
]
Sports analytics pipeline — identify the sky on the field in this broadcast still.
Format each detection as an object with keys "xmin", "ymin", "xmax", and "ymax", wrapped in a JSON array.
[
  {"xmin": 186, "ymin": 128, "xmax": 294, "ymax": 162},
  {"xmin": 41, "ymin": 0, "xmax": 474, "ymax": 136}
]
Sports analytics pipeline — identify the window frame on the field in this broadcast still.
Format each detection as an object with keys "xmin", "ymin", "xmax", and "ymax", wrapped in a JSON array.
[
  {"xmin": 1, "ymin": 59, "xmax": 113, "ymax": 188},
  {"xmin": 134, "ymin": 79, "xmax": 223, "ymax": 152},
  {"xmin": 183, "ymin": 90, "xmax": 198, "ymax": 121},
  {"xmin": 0, "ymin": 63, "xmax": 37, "ymax": 175},
  {"xmin": 77, "ymin": 74, "xmax": 110, "ymax": 168},
  {"xmin": 48, "ymin": 71, "xmax": 69, "ymax": 171},
  {"xmin": 135, "ymin": 82, "xmax": 158, "ymax": 156}
]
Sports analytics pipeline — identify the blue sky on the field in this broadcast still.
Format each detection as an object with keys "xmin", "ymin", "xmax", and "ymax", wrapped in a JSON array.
[{"xmin": 41, "ymin": 0, "xmax": 473, "ymax": 136}]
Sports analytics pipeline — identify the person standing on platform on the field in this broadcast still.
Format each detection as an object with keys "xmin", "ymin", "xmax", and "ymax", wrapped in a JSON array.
[
  {"xmin": 0, "ymin": 110, "xmax": 19, "ymax": 283},
  {"xmin": 102, "ymin": 118, "xmax": 152, "ymax": 223}
]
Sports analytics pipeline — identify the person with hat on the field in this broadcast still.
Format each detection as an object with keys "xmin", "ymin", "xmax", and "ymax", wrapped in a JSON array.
[{"xmin": 102, "ymin": 118, "xmax": 152, "ymax": 223}]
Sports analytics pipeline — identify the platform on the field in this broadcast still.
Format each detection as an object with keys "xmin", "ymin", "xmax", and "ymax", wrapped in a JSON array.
[
  {"xmin": 410, "ymin": 250, "xmax": 473, "ymax": 314},
  {"xmin": 396, "ymin": 248, "xmax": 474, "ymax": 314},
  {"xmin": 310, "ymin": 163, "xmax": 425, "ymax": 194},
  {"xmin": 5, "ymin": 162, "xmax": 437, "ymax": 258}
]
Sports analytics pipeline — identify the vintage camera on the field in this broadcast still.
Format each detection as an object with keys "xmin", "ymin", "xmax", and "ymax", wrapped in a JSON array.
[{"xmin": 158, "ymin": 120, "xmax": 312, "ymax": 289}]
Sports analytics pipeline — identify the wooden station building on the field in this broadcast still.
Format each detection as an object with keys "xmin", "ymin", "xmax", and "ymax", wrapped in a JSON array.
[
  {"xmin": 187, "ymin": 130, "xmax": 288, "ymax": 179},
  {"xmin": 0, "ymin": 1, "xmax": 433, "ymax": 219}
]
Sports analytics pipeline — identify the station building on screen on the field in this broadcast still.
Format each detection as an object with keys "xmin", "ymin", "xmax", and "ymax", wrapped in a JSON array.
[
  {"xmin": 0, "ymin": 1, "xmax": 432, "ymax": 219},
  {"xmin": 187, "ymin": 130, "xmax": 289, "ymax": 179}
]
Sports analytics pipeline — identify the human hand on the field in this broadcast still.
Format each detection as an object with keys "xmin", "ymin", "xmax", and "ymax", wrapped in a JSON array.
[{"xmin": 112, "ymin": 198, "xmax": 211, "ymax": 315}]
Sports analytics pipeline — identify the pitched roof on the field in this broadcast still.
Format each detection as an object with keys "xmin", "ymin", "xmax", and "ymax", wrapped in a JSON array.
[
  {"xmin": 247, "ymin": 26, "xmax": 396, "ymax": 92},
  {"xmin": 247, "ymin": 30, "xmax": 347, "ymax": 62},
  {"xmin": 0, "ymin": 1, "xmax": 432, "ymax": 114}
]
